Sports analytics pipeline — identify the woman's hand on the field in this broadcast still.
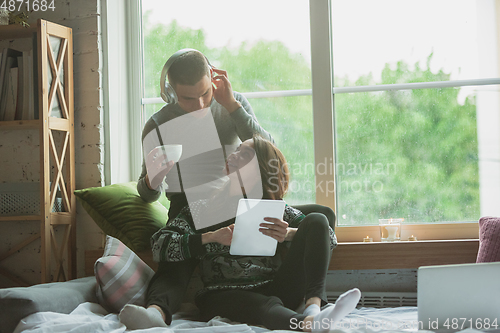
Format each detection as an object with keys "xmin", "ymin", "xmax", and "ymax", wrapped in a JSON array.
[
  {"xmin": 211, "ymin": 68, "xmax": 240, "ymax": 113},
  {"xmin": 260, "ymin": 218, "xmax": 289, "ymax": 243},
  {"xmin": 203, "ymin": 224, "xmax": 235, "ymax": 246}
]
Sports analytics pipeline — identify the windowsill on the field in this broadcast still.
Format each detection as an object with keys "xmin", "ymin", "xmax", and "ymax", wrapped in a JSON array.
[
  {"xmin": 85, "ymin": 238, "xmax": 480, "ymax": 276},
  {"xmin": 329, "ymin": 239, "xmax": 479, "ymax": 270}
]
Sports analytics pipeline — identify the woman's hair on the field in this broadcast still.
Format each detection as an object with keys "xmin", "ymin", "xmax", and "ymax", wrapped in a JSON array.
[
  {"xmin": 252, "ymin": 136, "xmax": 289, "ymax": 200},
  {"xmin": 168, "ymin": 50, "xmax": 210, "ymax": 87}
]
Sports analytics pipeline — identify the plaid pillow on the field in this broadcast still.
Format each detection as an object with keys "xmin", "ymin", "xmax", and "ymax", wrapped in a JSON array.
[{"xmin": 95, "ymin": 235, "xmax": 155, "ymax": 313}]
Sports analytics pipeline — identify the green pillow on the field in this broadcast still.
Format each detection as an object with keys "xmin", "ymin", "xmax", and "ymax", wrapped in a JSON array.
[{"xmin": 75, "ymin": 182, "xmax": 169, "ymax": 252}]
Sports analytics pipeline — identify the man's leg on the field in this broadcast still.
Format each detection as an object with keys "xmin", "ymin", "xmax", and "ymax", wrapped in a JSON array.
[{"xmin": 145, "ymin": 258, "xmax": 199, "ymax": 324}]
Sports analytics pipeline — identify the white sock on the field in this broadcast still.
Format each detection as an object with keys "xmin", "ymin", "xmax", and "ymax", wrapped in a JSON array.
[
  {"xmin": 303, "ymin": 304, "xmax": 321, "ymax": 317},
  {"xmin": 119, "ymin": 304, "xmax": 168, "ymax": 330},
  {"xmin": 311, "ymin": 288, "xmax": 361, "ymax": 332}
]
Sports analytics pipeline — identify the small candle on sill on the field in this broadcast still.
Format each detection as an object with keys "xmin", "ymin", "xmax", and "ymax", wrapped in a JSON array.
[
  {"xmin": 363, "ymin": 236, "xmax": 373, "ymax": 242},
  {"xmin": 408, "ymin": 235, "xmax": 417, "ymax": 241}
]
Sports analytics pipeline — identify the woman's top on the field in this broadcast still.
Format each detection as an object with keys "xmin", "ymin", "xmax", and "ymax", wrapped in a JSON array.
[{"xmin": 151, "ymin": 202, "xmax": 337, "ymax": 296}]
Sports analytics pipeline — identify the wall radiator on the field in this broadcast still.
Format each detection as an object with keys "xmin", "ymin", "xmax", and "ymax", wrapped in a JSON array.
[{"xmin": 327, "ymin": 291, "xmax": 418, "ymax": 308}]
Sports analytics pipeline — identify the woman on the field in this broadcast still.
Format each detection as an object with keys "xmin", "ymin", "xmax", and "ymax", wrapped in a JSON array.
[{"xmin": 121, "ymin": 136, "xmax": 360, "ymax": 332}]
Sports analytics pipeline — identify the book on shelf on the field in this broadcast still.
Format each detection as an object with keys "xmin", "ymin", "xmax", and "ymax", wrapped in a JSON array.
[
  {"xmin": 24, "ymin": 50, "xmax": 34, "ymax": 120},
  {"xmin": 32, "ymin": 33, "xmax": 39, "ymax": 120},
  {"xmin": 14, "ymin": 55, "xmax": 24, "ymax": 121},
  {"xmin": 0, "ymin": 47, "xmax": 36, "ymax": 121},
  {"xmin": 3, "ymin": 66, "xmax": 19, "ymax": 121},
  {"xmin": 0, "ymin": 48, "xmax": 22, "ymax": 121}
]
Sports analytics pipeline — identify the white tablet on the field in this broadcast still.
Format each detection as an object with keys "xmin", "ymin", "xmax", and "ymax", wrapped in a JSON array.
[{"xmin": 230, "ymin": 198, "xmax": 286, "ymax": 256}]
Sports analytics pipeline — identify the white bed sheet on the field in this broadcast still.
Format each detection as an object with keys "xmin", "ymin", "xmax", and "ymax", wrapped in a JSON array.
[{"xmin": 13, "ymin": 302, "xmax": 489, "ymax": 333}]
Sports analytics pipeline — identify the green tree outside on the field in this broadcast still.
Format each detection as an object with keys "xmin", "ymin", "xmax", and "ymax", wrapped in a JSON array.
[{"xmin": 142, "ymin": 17, "xmax": 479, "ymax": 225}]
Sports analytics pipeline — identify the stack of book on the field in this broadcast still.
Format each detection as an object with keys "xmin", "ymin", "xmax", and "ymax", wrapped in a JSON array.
[{"xmin": 0, "ymin": 47, "xmax": 37, "ymax": 121}]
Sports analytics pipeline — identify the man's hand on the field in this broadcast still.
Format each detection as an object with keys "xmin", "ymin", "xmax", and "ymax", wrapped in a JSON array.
[
  {"xmin": 145, "ymin": 148, "xmax": 175, "ymax": 190},
  {"xmin": 203, "ymin": 224, "xmax": 235, "ymax": 246},
  {"xmin": 211, "ymin": 68, "xmax": 241, "ymax": 113},
  {"xmin": 260, "ymin": 218, "xmax": 289, "ymax": 243}
]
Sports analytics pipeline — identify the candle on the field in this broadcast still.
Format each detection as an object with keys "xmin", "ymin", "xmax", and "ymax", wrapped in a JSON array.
[
  {"xmin": 408, "ymin": 235, "xmax": 417, "ymax": 241},
  {"xmin": 363, "ymin": 236, "xmax": 373, "ymax": 242}
]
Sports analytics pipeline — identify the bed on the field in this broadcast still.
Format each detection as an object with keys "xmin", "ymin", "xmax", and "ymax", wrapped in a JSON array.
[
  {"xmin": 2, "ymin": 183, "xmax": 498, "ymax": 333},
  {"xmin": 2, "ymin": 272, "xmax": 498, "ymax": 333}
]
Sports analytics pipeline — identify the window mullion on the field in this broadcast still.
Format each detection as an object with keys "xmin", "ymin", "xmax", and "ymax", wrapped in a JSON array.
[{"xmin": 309, "ymin": 0, "xmax": 336, "ymax": 213}]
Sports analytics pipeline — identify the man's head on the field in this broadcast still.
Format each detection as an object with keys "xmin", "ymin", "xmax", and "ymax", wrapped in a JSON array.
[{"xmin": 166, "ymin": 50, "xmax": 213, "ymax": 112}]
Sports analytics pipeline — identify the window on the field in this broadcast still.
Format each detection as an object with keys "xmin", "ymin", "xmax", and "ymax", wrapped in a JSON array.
[
  {"xmin": 327, "ymin": 0, "xmax": 500, "ymax": 240},
  {"xmin": 132, "ymin": 0, "xmax": 500, "ymax": 241},
  {"xmin": 140, "ymin": 0, "xmax": 314, "ymax": 206}
]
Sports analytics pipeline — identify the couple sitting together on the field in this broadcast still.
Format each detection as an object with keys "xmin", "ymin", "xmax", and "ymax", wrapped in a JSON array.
[{"xmin": 121, "ymin": 49, "xmax": 361, "ymax": 332}]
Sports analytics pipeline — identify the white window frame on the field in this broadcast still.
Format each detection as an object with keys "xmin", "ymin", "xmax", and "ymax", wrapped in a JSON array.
[
  {"xmin": 113, "ymin": 0, "xmax": 499, "ymax": 242},
  {"xmin": 101, "ymin": 0, "xmax": 144, "ymax": 185},
  {"xmin": 310, "ymin": 0, "xmax": 500, "ymax": 242}
]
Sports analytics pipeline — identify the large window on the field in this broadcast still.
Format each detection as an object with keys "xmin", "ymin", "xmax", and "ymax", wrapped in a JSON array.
[
  {"xmin": 331, "ymin": 0, "xmax": 500, "ymax": 226},
  {"xmin": 136, "ymin": 0, "xmax": 500, "ymax": 239}
]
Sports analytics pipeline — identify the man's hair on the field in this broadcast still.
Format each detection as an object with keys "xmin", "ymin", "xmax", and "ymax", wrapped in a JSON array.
[
  {"xmin": 167, "ymin": 50, "xmax": 211, "ymax": 87},
  {"xmin": 253, "ymin": 136, "xmax": 289, "ymax": 200}
]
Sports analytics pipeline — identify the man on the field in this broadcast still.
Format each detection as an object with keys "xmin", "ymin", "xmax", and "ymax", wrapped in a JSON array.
[{"xmin": 137, "ymin": 49, "xmax": 273, "ymax": 221}]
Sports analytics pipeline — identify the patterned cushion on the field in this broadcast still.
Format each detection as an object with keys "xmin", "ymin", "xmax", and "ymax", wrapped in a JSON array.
[
  {"xmin": 476, "ymin": 216, "xmax": 500, "ymax": 263},
  {"xmin": 95, "ymin": 235, "xmax": 155, "ymax": 313}
]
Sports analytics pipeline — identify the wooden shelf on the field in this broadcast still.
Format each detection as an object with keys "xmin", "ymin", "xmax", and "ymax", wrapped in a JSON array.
[
  {"xmin": 0, "ymin": 119, "xmax": 40, "ymax": 129},
  {"xmin": 0, "ymin": 24, "xmax": 36, "ymax": 40},
  {"xmin": 0, "ymin": 215, "xmax": 42, "ymax": 221},
  {"xmin": 0, "ymin": 20, "xmax": 76, "ymax": 285}
]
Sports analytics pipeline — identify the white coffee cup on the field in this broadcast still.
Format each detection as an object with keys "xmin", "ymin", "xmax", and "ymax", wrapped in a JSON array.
[{"xmin": 158, "ymin": 144, "xmax": 182, "ymax": 163}]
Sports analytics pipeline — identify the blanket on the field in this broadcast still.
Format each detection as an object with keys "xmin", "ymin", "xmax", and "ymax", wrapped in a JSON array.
[{"xmin": 12, "ymin": 303, "xmax": 489, "ymax": 333}]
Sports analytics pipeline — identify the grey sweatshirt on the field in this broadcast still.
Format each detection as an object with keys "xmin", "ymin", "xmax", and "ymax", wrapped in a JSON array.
[{"xmin": 137, "ymin": 92, "xmax": 274, "ymax": 203}]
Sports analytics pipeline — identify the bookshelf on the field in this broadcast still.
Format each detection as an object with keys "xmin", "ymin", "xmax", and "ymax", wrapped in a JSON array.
[{"xmin": 0, "ymin": 20, "xmax": 75, "ymax": 285}]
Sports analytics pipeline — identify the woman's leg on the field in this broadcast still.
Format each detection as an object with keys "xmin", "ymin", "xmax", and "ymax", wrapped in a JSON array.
[
  {"xmin": 292, "ymin": 204, "xmax": 335, "ymax": 230},
  {"xmin": 265, "ymin": 212, "xmax": 331, "ymax": 310},
  {"xmin": 196, "ymin": 289, "xmax": 307, "ymax": 331}
]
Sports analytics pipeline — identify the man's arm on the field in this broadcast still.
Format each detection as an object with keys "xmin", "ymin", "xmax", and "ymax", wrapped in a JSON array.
[
  {"xmin": 137, "ymin": 117, "xmax": 163, "ymax": 203},
  {"xmin": 211, "ymin": 69, "xmax": 274, "ymax": 144},
  {"xmin": 230, "ymin": 92, "xmax": 275, "ymax": 144}
]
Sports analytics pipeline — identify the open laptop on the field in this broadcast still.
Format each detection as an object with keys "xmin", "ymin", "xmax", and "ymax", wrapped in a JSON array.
[
  {"xmin": 418, "ymin": 262, "xmax": 500, "ymax": 331},
  {"xmin": 230, "ymin": 199, "xmax": 286, "ymax": 256}
]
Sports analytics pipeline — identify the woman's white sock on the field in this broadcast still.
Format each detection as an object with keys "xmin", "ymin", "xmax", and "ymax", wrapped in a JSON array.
[
  {"xmin": 303, "ymin": 303, "xmax": 321, "ymax": 317},
  {"xmin": 311, "ymin": 288, "xmax": 361, "ymax": 332},
  {"xmin": 119, "ymin": 304, "xmax": 168, "ymax": 329}
]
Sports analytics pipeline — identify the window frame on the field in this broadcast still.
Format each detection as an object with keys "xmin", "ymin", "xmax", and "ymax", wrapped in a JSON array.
[
  {"xmin": 310, "ymin": 0, "xmax": 499, "ymax": 242},
  {"xmin": 125, "ymin": 0, "xmax": 500, "ymax": 244}
]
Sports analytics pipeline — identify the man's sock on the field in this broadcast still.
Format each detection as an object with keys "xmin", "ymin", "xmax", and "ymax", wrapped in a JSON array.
[
  {"xmin": 311, "ymin": 288, "xmax": 361, "ymax": 332},
  {"xmin": 119, "ymin": 304, "xmax": 168, "ymax": 330}
]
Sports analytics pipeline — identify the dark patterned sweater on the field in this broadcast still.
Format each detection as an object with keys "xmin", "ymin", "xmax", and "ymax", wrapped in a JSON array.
[{"xmin": 151, "ymin": 203, "xmax": 337, "ymax": 295}]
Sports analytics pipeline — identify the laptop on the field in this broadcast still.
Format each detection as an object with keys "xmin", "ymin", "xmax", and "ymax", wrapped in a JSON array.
[
  {"xmin": 418, "ymin": 262, "xmax": 500, "ymax": 331},
  {"xmin": 230, "ymin": 199, "xmax": 286, "ymax": 256}
]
